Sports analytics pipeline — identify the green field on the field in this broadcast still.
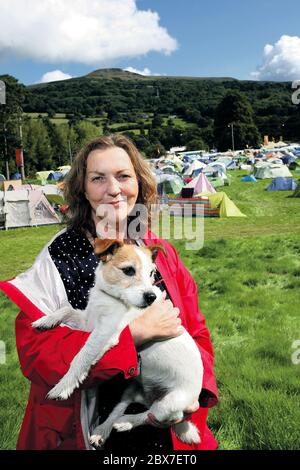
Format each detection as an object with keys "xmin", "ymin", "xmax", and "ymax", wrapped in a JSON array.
[{"xmin": 0, "ymin": 170, "xmax": 299, "ymax": 449}]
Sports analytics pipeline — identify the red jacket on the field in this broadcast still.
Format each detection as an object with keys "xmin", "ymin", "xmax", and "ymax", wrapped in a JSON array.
[{"xmin": 0, "ymin": 230, "xmax": 218, "ymax": 450}]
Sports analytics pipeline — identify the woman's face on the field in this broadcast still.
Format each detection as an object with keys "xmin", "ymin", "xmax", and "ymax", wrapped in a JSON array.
[{"xmin": 84, "ymin": 146, "xmax": 139, "ymax": 233}]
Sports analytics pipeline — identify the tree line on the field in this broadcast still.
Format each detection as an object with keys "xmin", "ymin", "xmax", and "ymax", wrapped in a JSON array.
[{"xmin": 1, "ymin": 72, "xmax": 300, "ymax": 176}]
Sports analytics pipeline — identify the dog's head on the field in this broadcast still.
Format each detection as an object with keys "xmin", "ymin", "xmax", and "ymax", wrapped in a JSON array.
[{"xmin": 94, "ymin": 238, "xmax": 166, "ymax": 308}]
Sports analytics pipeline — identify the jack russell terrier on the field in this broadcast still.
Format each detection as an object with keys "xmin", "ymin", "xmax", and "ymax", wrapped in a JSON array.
[{"xmin": 32, "ymin": 239, "xmax": 203, "ymax": 445}]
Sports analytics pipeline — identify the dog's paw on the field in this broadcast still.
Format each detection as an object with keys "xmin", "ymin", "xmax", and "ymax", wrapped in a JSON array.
[
  {"xmin": 174, "ymin": 422, "xmax": 201, "ymax": 445},
  {"xmin": 46, "ymin": 371, "xmax": 88, "ymax": 400},
  {"xmin": 89, "ymin": 434, "xmax": 105, "ymax": 449},
  {"xmin": 32, "ymin": 317, "xmax": 52, "ymax": 330},
  {"xmin": 113, "ymin": 420, "xmax": 133, "ymax": 432},
  {"xmin": 46, "ymin": 383, "xmax": 73, "ymax": 401}
]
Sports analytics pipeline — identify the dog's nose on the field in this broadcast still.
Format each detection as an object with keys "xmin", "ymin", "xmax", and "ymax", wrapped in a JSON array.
[{"xmin": 143, "ymin": 292, "xmax": 157, "ymax": 306}]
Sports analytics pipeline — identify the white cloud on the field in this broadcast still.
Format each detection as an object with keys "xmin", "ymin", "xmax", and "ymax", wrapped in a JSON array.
[
  {"xmin": 0, "ymin": 0, "xmax": 177, "ymax": 65},
  {"xmin": 39, "ymin": 70, "xmax": 73, "ymax": 83},
  {"xmin": 252, "ymin": 35, "xmax": 300, "ymax": 81},
  {"xmin": 123, "ymin": 66, "xmax": 161, "ymax": 76}
]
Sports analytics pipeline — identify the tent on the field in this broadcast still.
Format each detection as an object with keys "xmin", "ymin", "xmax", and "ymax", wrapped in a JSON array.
[
  {"xmin": 47, "ymin": 171, "xmax": 64, "ymax": 181},
  {"xmin": 184, "ymin": 160, "xmax": 206, "ymax": 176},
  {"xmin": 57, "ymin": 165, "xmax": 71, "ymax": 174},
  {"xmin": 289, "ymin": 159, "xmax": 300, "ymax": 171},
  {"xmin": 183, "ymin": 172, "xmax": 216, "ymax": 195},
  {"xmin": 207, "ymin": 176, "xmax": 225, "ymax": 188},
  {"xmin": 241, "ymin": 175, "xmax": 257, "ymax": 182},
  {"xmin": 3, "ymin": 180, "xmax": 22, "ymax": 191},
  {"xmin": 227, "ymin": 160, "xmax": 238, "ymax": 170},
  {"xmin": 266, "ymin": 177, "xmax": 297, "ymax": 191},
  {"xmin": 196, "ymin": 192, "xmax": 246, "ymax": 218},
  {"xmin": 254, "ymin": 163, "xmax": 293, "ymax": 179},
  {"xmin": 36, "ymin": 171, "xmax": 53, "ymax": 184},
  {"xmin": 2, "ymin": 189, "xmax": 61, "ymax": 229},
  {"xmin": 167, "ymin": 196, "xmax": 219, "ymax": 218},
  {"xmin": 155, "ymin": 172, "xmax": 184, "ymax": 196},
  {"xmin": 11, "ymin": 172, "xmax": 22, "ymax": 180},
  {"xmin": 292, "ymin": 181, "xmax": 300, "ymax": 197}
]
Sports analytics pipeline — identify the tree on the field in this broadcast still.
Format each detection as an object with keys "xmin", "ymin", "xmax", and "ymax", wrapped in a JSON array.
[
  {"xmin": 185, "ymin": 138, "xmax": 208, "ymax": 151},
  {"xmin": 0, "ymin": 75, "xmax": 26, "ymax": 175},
  {"xmin": 214, "ymin": 91, "xmax": 261, "ymax": 151}
]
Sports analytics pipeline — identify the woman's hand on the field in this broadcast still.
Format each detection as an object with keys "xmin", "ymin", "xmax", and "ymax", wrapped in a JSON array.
[
  {"xmin": 129, "ymin": 292, "xmax": 184, "ymax": 347},
  {"xmin": 147, "ymin": 400, "xmax": 200, "ymax": 428}
]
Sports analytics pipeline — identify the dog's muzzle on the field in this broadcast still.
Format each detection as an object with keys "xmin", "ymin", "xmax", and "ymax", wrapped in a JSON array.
[{"xmin": 143, "ymin": 291, "xmax": 157, "ymax": 306}]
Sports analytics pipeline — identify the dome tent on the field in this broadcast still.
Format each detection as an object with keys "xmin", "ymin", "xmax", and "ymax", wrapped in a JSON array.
[
  {"xmin": 266, "ymin": 177, "xmax": 297, "ymax": 191},
  {"xmin": 241, "ymin": 175, "xmax": 257, "ymax": 182}
]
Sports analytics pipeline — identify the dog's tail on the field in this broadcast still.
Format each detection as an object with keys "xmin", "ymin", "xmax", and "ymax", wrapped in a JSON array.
[{"xmin": 172, "ymin": 421, "xmax": 201, "ymax": 445}]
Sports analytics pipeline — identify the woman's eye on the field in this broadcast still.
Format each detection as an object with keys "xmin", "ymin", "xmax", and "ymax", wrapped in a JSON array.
[
  {"xmin": 92, "ymin": 176, "xmax": 105, "ymax": 182},
  {"xmin": 118, "ymin": 174, "xmax": 130, "ymax": 180},
  {"xmin": 121, "ymin": 266, "xmax": 136, "ymax": 276}
]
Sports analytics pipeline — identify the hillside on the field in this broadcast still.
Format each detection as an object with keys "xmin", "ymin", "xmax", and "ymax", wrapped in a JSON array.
[{"xmin": 25, "ymin": 68, "xmax": 291, "ymax": 118}]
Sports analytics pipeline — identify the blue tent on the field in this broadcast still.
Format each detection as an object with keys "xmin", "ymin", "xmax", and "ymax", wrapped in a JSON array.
[
  {"xmin": 281, "ymin": 155, "xmax": 295, "ymax": 165},
  {"xmin": 241, "ymin": 175, "xmax": 257, "ymax": 182},
  {"xmin": 11, "ymin": 172, "xmax": 22, "ymax": 180},
  {"xmin": 47, "ymin": 171, "xmax": 63, "ymax": 181},
  {"xmin": 266, "ymin": 177, "xmax": 297, "ymax": 191}
]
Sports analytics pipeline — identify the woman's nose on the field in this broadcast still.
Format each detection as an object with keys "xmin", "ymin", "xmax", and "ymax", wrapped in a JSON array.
[{"xmin": 107, "ymin": 176, "xmax": 121, "ymax": 196}]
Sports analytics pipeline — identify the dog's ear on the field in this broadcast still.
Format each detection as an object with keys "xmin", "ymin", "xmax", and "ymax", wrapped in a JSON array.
[
  {"xmin": 94, "ymin": 238, "xmax": 124, "ymax": 262},
  {"xmin": 146, "ymin": 244, "xmax": 167, "ymax": 262}
]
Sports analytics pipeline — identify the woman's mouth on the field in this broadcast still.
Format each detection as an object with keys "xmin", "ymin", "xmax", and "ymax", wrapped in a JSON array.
[{"xmin": 109, "ymin": 200, "xmax": 124, "ymax": 207}]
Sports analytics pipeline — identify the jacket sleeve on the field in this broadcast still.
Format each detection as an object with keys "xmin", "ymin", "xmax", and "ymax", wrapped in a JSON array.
[
  {"xmin": 0, "ymin": 276, "xmax": 138, "ymax": 390},
  {"xmin": 168, "ymin": 244, "xmax": 218, "ymax": 408},
  {"xmin": 15, "ymin": 308, "xmax": 139, "ymax": 389}
]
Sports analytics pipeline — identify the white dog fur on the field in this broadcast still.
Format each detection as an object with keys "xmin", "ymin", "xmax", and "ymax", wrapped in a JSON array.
[{"xmin": 32, "ymin": 239, "xmax": 203, "ymax": 446}]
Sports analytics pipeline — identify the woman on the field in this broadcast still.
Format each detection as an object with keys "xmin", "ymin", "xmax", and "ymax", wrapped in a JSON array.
[{"xmin": 0, "ymin": 134, "xmax": 218, "ymax": 451}]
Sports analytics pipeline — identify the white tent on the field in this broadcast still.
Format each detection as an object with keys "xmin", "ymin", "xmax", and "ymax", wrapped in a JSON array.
[
  {"xmin": 254, "ymin": 163, "xmax": 293, "ymax": 179},
  {"xmin": 2, "ymin": 189, "xmax": 60, "ymax": 229},
  {"xmin": 184, "ymin": 160, "xmax": 207, "ymax": 176}
]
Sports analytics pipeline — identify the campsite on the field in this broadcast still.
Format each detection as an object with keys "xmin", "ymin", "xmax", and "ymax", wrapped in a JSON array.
[{"xmin": 0, "ymin": 148, "xmax": 299, "ymax": 449}]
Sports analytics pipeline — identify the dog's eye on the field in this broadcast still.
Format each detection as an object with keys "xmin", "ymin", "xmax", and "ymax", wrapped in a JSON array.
[{"xmin": 121, "ymin": 266, "xmax": 136, "ymax": 276}]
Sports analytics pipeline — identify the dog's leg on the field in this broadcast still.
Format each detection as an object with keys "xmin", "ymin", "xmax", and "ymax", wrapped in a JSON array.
[
  {"xmin": 46, "ymin": 327, "xmax": 121, "ymax": 400},
  {"xmin": 113, "ymin": 391, "xmax": 200, "ymax": 444},
  {"xmin": 113, "ymin": 411, "xmax": 149, "ymax": 432},
  {"xmin": 172, "ymin": 421, "xmax": 201, "ymax": 445},
  {"xmin": 32, "ymin": 305, "xmax": 87, "ymax": 331},
  {"xmin": 90, "ymin": 382, "xmax": 146, "ymax": 449},
  {"xmin": 149, "ymin": 391, "xmax": 200, "ymax": 445}
]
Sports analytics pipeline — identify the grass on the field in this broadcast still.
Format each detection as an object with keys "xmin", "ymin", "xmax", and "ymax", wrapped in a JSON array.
[{"xmin": 0, "ymin": 170, "xmax": 299, "ymax": 449}]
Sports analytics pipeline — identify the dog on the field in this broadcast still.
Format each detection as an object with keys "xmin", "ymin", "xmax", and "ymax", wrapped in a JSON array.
[{"xmin": 32, "ymin": 239, "xmax": 203, "ymax": 445}]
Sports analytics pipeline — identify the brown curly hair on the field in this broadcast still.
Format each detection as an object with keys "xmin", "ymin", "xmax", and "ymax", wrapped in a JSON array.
[{"xmin": 63, "ymin": 134, "xmax": 158, "ymax": 238}]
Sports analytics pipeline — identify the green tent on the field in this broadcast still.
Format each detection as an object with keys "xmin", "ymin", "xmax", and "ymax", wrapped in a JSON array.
[
  {"xmin": 289, "ymin": 159, "xmax": 300, "ymax": 172},
  {"xmin": 207, "ymin": 176, "xmax": 224, "ymax": 188},
  {"xmin": 197, "ymin": 191, "xmax": 246, "ymax": 217},
  {"xmin": 36, "ymin": 171, "xmax": 53, "ymax": 185},
  {"xmin": 292, "ymin": 181, "xmax": 300, "ymax": 197}
]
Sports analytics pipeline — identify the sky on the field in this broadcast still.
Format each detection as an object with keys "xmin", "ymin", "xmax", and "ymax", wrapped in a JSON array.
[{"xmin": 0, "ymin": 0, "xmax": 300, "ymax": 85}]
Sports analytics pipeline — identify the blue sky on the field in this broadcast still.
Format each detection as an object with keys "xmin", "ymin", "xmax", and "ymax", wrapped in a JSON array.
[{"xmin": 1, "ymin": 0, "xmax": 300, "ymax": 85}]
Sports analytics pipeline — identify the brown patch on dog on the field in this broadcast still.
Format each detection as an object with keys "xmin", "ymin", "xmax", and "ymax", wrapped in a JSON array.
[
  {"xmin": 101, "ymin": 245, "xmax": 144, "ymax": 287},
  {"xmin": 142, "ymin": 244, "xmax": 167, "ymax": 262}
]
